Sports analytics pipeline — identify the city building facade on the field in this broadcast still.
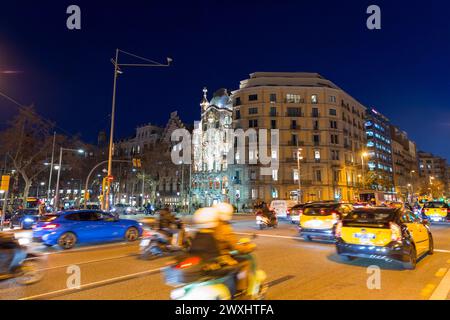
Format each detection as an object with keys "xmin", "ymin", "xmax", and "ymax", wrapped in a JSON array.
[
  {"xmin": 364, "ymin": 108, "xmax": 395, "ymax": 194},
  {"xmin": 191, "ymin": 88, "xmax": 233, "ymax": 207},
  {"xmin": 418, "ymin": 151, "xmax": 448, "ymax": 197},
  {"xmin": 228, "ymin": 72, "xmax": 367, "ymax": 208},
  {"xmin": 390, "ymin": 125, "xmax": 418, "ymax": 201}
]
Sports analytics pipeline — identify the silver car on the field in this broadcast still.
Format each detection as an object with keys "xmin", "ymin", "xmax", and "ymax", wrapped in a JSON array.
[{"xmin": 111, "ymin": 203, "xmax": 137, "ymax": 215}]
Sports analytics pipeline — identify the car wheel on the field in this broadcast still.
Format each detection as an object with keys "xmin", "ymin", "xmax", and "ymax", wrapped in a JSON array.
[
  {"xmin": 259, "ymin": 224, "xmax": 264, "ymax": 230},
  {"xmin": 303, "ymin": 235, "xmax": 312, "ymax": 241},
  {"xmin": 403, "ymin": 246, "xmax": 417, "ymax": 270},
  {"xmin": 125, "ymin": 227, "xmax": 139, "ymax": 242},
  {"xmin": 428, "ymin": 234, "xmax": 434, "ymax": 255},
  {"xmin": 58, "ymin": 232, "xmax": 77, "ymax": 250},
  {"xmin": 340, "ymin": 255, "xmax": 355, "ymax": 262}
]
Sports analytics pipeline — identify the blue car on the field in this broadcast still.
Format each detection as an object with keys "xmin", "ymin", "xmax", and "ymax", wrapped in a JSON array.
[
  {"xmin": 32, "ymin": 210, "xmax": 143, "ymax": 249},
  {"xmin": 10, "ymin": 209, "xmax": 40, "ymax": 230}
]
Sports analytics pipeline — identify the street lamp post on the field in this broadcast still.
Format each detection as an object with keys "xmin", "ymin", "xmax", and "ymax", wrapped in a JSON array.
[
  {"xmin": 54, "ymin": 148, "xmax": 84, "ymax": 210},
  {"xmin": 46, "ymin": 132, "xmax": 56, "ymax": 202},
  {"xmin": 361, "ymin": 152, "xmax": 368, "ymax": 190},
  {"xmin": 103, "ymin": 49, "xmax": 172, "ymax": 211},
  {"xmin": 296, "ymin": 148, "xmax": 303, "ymax": 203}
]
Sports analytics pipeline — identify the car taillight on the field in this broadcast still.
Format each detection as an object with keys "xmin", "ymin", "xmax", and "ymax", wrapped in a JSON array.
[
  {"xmin": 175, "ymin": 256, "xmax": 201, "ymax": 269},
  {"xmin": 287, "ymin": 209, "xmax": 291, "ymax": 215},
  {"xmin": 390, "ymin": 222, "xmax": 402, "ymax": 242},
  {"xmin": 335, "ymin": 221, "xmax": 343, "ymax": 237},
  {"xmin": 331, "ymin": 212, "xmax": 338, "ymax": 221},
  {"xmin": 42, "ymin": 223, "xmax": 60, "ymax": 230}
]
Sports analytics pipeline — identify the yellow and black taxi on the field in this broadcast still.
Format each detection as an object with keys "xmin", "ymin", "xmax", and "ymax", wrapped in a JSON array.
[
  {"xmin": 422, "ymin": 201, "xmax": 449, "ymax": 223},
  {"xmin": 299, "ymin": 202, "xmax": 353, "ymax": 241},
  {"xmin": 335, "ymin": 207, "xmax": 433, "ymax": 269}
]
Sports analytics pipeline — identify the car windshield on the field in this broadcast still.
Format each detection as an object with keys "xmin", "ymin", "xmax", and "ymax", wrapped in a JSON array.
[
  {"xmin": 424, "ymin": 202, "xmax": 446, "ymax": 208},
  {"xmin": 303, "ymin": 204, "xmax": 337, "ymax": 216},
  {"xmin": 344, "ymin": 210, "xmax": 396, "ymax": 223}
]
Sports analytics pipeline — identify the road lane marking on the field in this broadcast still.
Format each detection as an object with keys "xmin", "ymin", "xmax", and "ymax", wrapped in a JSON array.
[
  {"xmin": 435, "ymin": 268, "xmax": 448, "ymax": 278},
  {"xmin": 421, "ymin": 284, "xmax": 436, "ymax": 298},
  {"xmin": 40, "ymin": 253, "xmax": 139, "ymax": 271},
  {"xmin": 430, "ymin": 268, "xmax": 450, "ymax": 300},
  {"xmin": 236, "ymin": 232, "xmax": 300, "ymax": 240},
  {"xmin": 39, "ymin": 241, "xmax": 136, "ymax": 256},
  {"xmin": 434, "ymin": 249, "xmax": 450, "ymax": 253},
  {"xmin": 19, "ymin": 266, "xmax": 163, "ymax": 300}
]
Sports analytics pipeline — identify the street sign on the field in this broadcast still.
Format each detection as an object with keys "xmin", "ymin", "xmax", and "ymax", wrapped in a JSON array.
[{"xmin": 0, "ymin": 175, "xmax": 10, "ymax": 191}]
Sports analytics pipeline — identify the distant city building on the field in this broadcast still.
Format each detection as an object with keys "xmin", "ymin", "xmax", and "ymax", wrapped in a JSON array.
[
  {"xmin": 114, "ymin": 111, "xmax": 189, "ymax": 207},
  {"xmin": 364, "ymin": 108, "xmax": 395, "ymax": 193},
  {"xmin": 418, "ymin": 151, "xmax": 448, "ymax": 197},
  {"xmin": 390, "ymin": 125, "xmax": 418, "ymax": 200},
  {"xmin": 229, "ymin": 72, "xmax": 367, "ymax": 207}
]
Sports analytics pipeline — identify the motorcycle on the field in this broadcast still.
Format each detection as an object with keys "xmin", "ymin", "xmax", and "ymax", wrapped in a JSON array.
[
  {"xmin": 0, "ymin": 236, "xmax": 46, "ymax": 285},
  {"xmin": 140, "ymin": 221, "xmax": 192, "ymax": 259},
  {"xmin": 255, "ymin": 210, "xmax": 278, "ymax": 230},
  {"xmin": 163, "ymin": 237, "xmax": 267, "ymax": 300}
]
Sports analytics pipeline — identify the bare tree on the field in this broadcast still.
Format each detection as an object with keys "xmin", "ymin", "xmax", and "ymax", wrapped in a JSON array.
[{"xmin": 0, "ymin": 106, "xmax": 54, "ymax": 202}]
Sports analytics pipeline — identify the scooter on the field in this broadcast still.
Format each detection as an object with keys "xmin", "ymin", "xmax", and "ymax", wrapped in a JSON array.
[
  {"xmin": 163, "ymin": 238, "xmax": 267, "ymax": 300},
  {"xmin": 255, "ymin": 211, "xmax": 278, "ymax": 230},
  {"xmin": 140, "ymin": 223, "xmax": 193, "ymax": 259},
  {"xmin": 0, "ymin": 236, "xmax": 46, "ymax": 285}
]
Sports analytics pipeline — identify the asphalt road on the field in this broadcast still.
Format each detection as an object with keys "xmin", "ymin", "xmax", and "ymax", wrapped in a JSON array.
[{"xmin": 2, "ymin": 216, "xmax": 450, "ymax": 300}]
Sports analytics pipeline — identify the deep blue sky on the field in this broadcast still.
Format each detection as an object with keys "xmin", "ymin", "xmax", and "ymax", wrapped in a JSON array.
[{"xmin": 0, "ymin": 0, "xmax": 449, "ymax": 159}]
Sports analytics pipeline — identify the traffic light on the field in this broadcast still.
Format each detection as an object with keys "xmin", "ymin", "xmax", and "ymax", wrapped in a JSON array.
[{"xmin": 132, "ymin": 158, "xmax": 142, "ymax": 168}]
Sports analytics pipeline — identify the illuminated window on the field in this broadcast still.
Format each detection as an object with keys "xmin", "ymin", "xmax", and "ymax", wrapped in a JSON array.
[
  {"xmin": 293, "ymin": 169, "xmax": 299, "ymax": 181},
  {"xmin": 314, "ymin": 150, "xmax": 321, "ymax": 160},
  {"xmin": 272, "ymin": 169, "xmax": 278, "ymax": 181},
  {"xmin": 311, "ymin": 94, "xmax": 318, "ymax": 104},
  {"xmin": 286, "ymin": 94, "xmax": 301, "ymax": 103}
]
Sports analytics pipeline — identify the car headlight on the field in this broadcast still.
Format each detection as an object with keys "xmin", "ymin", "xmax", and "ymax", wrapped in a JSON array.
[
  {"xmin": 126, "ymin": 208, "xmax": 131, "ymax": 212},
  {"xmin": 111, "ymin": 208, "xmax": 116, "ymax": 212},
  {"xmin": 170, "ymin": 287, "xmax": 186, "ymax": 300},
  {"xmin": 18, "ymin": 238, "xmax": 31, "ymax": 245},
  {"xmin": 24, "ymin": 218, "xmax": 34, "ymax": 223},
  {"xmin": 256, "ymin": 216, "xmax": 262, "ymax": 221}
]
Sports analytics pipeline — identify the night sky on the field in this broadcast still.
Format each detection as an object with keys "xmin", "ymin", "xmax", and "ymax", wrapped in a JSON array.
[{"xmin": 0, "ymin": 0, "xmax": 449, "ymax": 159}]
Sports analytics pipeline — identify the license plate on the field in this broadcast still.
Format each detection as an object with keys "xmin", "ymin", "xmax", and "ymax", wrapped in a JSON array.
[
  {"xmin": 354, "ymin": 233, "xmax": 375, "ymax": 240},
  {"xmin": 140, "ymin": 239, "xmax": 151, "ymax": 246}
]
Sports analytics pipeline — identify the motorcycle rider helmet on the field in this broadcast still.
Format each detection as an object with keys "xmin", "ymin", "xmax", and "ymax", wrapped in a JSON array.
[
  {"xmin": 213, "ymin": 202, "xmax": 234, "ymax": 222},
  {"xmin": 193, "ymin": 207, "xmax": 219, "ymax": 229}
]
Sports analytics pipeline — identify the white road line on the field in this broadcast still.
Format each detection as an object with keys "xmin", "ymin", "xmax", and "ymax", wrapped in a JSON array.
[
  {"xmin": 435, "ymin": 249, "xmax": 450, "ymax": 254},
  {"xmin": 19, "ymin": 267, "xmax": 163, "ymax": 300},
  {"xmin": 39, "ymin": 241, "xmax": 134, "ymax": 256},
  {"xmin": 40, "ymin": 253, "xmax": 136, "ymax": 271},
  {"xmin": 430, "ymin": 268, "xmax": 450, "ymax": 300},
  {"xmin": 236, "ymin": 232, "xmax": 299, "ymax": 240}
]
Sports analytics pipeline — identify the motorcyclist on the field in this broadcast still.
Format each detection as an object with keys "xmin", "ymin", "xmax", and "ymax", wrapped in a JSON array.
[
  {"xmin": 183, "ymin": 204, "xmax": 253, "ymax": 297},
  {"xmin": 0, "ymin": 232, "xmax": 23, "ymax": 280},
  {"xmin": 158, "ymin": 207, "xmax": 182, "ymax": 246},
  {"xmin": 211, "ymin": 202, "xmax": 253, "ymax": 297},
  {"xmin": 258, "ymin": 202, "xmax": 277, "ymax": 225}
]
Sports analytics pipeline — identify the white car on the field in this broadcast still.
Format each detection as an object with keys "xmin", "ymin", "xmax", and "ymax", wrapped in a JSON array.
[
  {"xmin": 111, "ymin": 204, "xmax": 137, "ymax": 215},
  {"xmin": 270, "ymin": 200, "xmax": 297, "ymax": 219}
]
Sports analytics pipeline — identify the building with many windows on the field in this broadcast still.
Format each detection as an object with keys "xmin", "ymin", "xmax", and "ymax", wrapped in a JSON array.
[
  {"xmin": 390, "ymin": 125, "xmax": 418, "ymax": 201},
  {"xmin": 191, "ymin": 88, "xmax": 234, "ymax": 207},
  {"xmin": 364, "ymin": 108, "xmax": 395, "ymax": 194},
  {"xmin": 228, "ymin": 72, "xmax": 367, "ymax": 208},
  {"xmin": 418, "ymin": 151, "xmax": 448, "ymax": 197}
]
